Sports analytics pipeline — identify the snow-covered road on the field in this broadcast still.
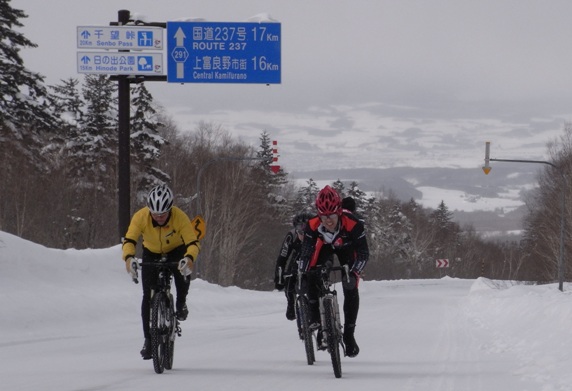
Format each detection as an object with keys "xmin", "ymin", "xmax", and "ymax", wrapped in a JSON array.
[{"xmin": 1, "ymin": 231, "xmax": 569, "ymax": 390}]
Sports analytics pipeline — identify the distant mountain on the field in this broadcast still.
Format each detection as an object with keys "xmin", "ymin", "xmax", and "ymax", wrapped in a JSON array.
[{"xmin": 292, "ymin": 163, "xmax": 540, "ymax": 237}]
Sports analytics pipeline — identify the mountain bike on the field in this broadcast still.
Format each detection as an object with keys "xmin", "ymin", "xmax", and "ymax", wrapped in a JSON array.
[
  {"xmin": 133, "ymin": 256, "xmax": 182, "ymax": 374},
  {"xmin": 295, "ymin": 277, "xmax": 316, "ymax": 365},
  {"xmin": 299, "ymin": 262, "xmax": 348, "ymax": 378},
  {"xmin": 317, "ymin": 263, "xmax": 348, "ymax": 378}
]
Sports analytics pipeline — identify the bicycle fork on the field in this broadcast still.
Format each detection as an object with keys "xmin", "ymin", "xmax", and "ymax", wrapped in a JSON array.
[{"xmin": 167, "ymin": 292, "xmax": 182, "ymax": 338}]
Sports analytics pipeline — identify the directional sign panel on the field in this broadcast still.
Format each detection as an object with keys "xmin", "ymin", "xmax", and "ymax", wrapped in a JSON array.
[
  {"xmin": 77, "ymin": 26, "xmax": 163, "ymax": 50},
  {"xmin": 77, "ymin": 52, "xmax": 164, "ymax": 75},
  {"xmin": 166, "ymin": 21, "xmax": 281, "ymax": 84},
  {"xmin": 436, "ymin": 259, "xmax": 450, "ymax": 268}
]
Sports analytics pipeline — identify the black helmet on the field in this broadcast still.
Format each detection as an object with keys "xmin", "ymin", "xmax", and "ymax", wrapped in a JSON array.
[
  {"xmin": 292, "ymin": 212, "xmax": 313, "ymax": 231},
  {"xmin": 342, "ymin": 196, "xmax": 356, "ymax": 212}
]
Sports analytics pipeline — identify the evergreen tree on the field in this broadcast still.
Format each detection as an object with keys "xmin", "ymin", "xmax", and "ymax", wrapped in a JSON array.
[
  {"xmin": 429, "ymin": 200, "xmax": 460, "ymax": 260},
  {"xmin": 58, "ymin": 75, "xmax": 118, "ymax": 247},
  {"xmin": 294, "ymin": 178, "xmax": 320, "ymax": 213},
  {"xmin": 346, "ymin": 181, "xmax": 368, "ymax": 214},
  {"xmin": 0, "ymin": 0, "xmax": 58, "ymax": 131},
  {"xmin": 254, "ymin": 130, "xmax": 288, "ymax": 188},
  {"xmin": 387, "ymin": 201, "xmax": 414, "ymax": 261},
  {"xmin": 70, "ymin": 74, "xmax": 117, "ymax": 189},
  {"xmin": 49, "ymin": 78, "xmax": 83, "ymax": 166},
  {"xmin": 331, "ymin": 179, "xmax": 345, "ymax": 195},
  {"xmin": 430, "ymin": 200, "xmax": 454, "ymax": 232},
  {"xmin": 51, "ymin": 78, "xmax": 83, "ymax": 125},
  {"xmin": 130, "ymin": 82, "xmax": 169, "ymax": 199},
  {"xmin": 253, "ymin": 131, "xmax": 289, "ymax": 216}
]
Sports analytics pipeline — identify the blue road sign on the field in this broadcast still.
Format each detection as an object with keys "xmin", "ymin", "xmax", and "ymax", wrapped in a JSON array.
[
  {"xmin": 77, "ymin": 52, "xmax": 164, "ymax": 75},
  {"xmin": 166, "ymin": 21, "xmax": 281, "ymax": 84},
  {"xmin": 77, "ymin": 26, "xmax": 163, "ymax": 50}
]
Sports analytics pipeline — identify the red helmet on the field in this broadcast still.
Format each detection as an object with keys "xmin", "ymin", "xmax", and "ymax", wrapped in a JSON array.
[{"xmin": 315, "ymin": 185, "xmax": 342, "ymax": 216}]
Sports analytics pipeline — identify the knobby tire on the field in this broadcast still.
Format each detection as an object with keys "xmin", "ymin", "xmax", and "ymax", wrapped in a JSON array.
[
  {"xmin": 323, "ymin": 296, "xmax": 342, "ymax": 378},
  {"xmin": 296, "ymin": 296, "xmax": 315, "ymax": 365},
  {"xmin": 151, "ymin": 292, "xmax": 168, "ymax": 374}
]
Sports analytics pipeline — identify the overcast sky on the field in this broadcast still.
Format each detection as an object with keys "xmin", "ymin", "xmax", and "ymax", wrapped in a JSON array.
[{"xmin": 12, "ymin": 0, "xmax": 572, "ymax": 173}]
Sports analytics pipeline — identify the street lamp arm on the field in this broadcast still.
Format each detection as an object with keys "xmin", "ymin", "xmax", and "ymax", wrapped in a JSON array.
[{"xmin": 490, "ymin": 157, "xmax": 559, "ymax": 169}]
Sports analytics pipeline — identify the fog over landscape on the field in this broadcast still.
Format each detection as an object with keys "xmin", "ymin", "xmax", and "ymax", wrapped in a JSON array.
[{"xmin": 13, "ymin": 0, "xmax": 572, "ymax": 231}]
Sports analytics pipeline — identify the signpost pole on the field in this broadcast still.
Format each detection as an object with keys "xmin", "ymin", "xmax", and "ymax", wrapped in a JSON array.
[{"xmin": 117, "ymin": 9, "xmax": 131, "ymax": 240}]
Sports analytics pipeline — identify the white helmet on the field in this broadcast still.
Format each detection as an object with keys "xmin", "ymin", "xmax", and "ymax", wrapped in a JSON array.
[{"xmin": 147, "ymin": 184, "xmax": 174, "ymax": 214}]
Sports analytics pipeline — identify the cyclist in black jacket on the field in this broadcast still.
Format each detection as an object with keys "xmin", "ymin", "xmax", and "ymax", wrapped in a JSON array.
[{"xmin": 274, "ymin": 212, "xmax": 313, "ymax": 320}]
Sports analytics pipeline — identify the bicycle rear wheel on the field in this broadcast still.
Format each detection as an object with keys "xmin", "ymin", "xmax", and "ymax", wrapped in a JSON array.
[
  {"xmin": 323, "ymin": 296, "xmax": 342, "ymax": 378},
  {"xmin": 296, "ymin": 295, "xmax": 315, "ymax": 365},
  {"xmin": 150, "ymin": 292, "xmax": 169, "ymax": 374}
]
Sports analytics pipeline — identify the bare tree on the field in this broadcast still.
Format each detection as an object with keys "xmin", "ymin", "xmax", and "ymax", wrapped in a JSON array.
[{"xmin": 522, "ymin": 122, "xmax": 572, "ymax": 282}]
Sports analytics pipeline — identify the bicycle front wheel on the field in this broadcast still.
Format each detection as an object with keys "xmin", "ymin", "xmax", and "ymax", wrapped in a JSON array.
[
  {"xmin": 150, "ymin": 292, "xmax": 169, "ymax": 374},
  {"xmin": 296, "ymin": 295, "xmax": 315, "ymax": 365},
  {"xmin": 323, "ymin": 296, "xmax": 342, "ymax": 378}
]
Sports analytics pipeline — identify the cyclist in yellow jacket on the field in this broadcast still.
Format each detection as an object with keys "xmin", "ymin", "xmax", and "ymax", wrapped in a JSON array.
[{"xmin": 122, "ymin": 184, "xmax": 200, "ymax": 359}]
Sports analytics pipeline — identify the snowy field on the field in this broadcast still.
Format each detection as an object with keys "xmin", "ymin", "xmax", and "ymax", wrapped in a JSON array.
[
  {"xmin": 416, "ymin": 186, "xmax": 525, "ymax": 213},
  {"xmin": 295, "ymin": 178, "xmax": 525, "ymax": 213},
  {"xmin": 2, "ymin": 230, "xmax": 572, "ymax": 390}
]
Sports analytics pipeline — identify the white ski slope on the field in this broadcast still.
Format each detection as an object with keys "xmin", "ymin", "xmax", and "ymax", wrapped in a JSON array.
[{"xmin": 1, "ymin": 230, "xmax": 572, "ymax": 390}]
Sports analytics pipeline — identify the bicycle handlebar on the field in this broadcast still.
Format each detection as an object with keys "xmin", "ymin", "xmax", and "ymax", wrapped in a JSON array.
[
  {"xmin": 131, "ymin": 259, "xmax": 188, "ymax": 284},
  {"xmin": 308, "ymin": 263, "xmax": 349, "ymax": 277},
  {"xmin": 297, "ymin": 263, "xmax": 350, "ymax": 291}
]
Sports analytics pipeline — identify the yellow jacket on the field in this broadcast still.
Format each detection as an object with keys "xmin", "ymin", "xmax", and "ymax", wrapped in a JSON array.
[{"xmin": 122, "ymin": 206, "xmax": 200, "ymax": 262}]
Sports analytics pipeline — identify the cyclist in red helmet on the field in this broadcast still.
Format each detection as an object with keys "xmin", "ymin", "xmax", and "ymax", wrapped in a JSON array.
[{"xmin": 297, "ymin": 185, "xmax": 369, "ymax": 358}]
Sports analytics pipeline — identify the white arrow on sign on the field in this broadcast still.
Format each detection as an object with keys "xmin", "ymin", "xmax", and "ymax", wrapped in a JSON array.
[
  {"xmin": 174, "ymin": 27, "xmax": 186, "ymax": 79},
  {"xmin": 436, "ymin": 259, "xmax": 449, "ymax": 268}
]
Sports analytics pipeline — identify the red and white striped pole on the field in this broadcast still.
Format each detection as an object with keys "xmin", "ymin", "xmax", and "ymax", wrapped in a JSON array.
[{"xmin": 270, "ymin": 140, "xmax": 281, "ymax": 174}]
